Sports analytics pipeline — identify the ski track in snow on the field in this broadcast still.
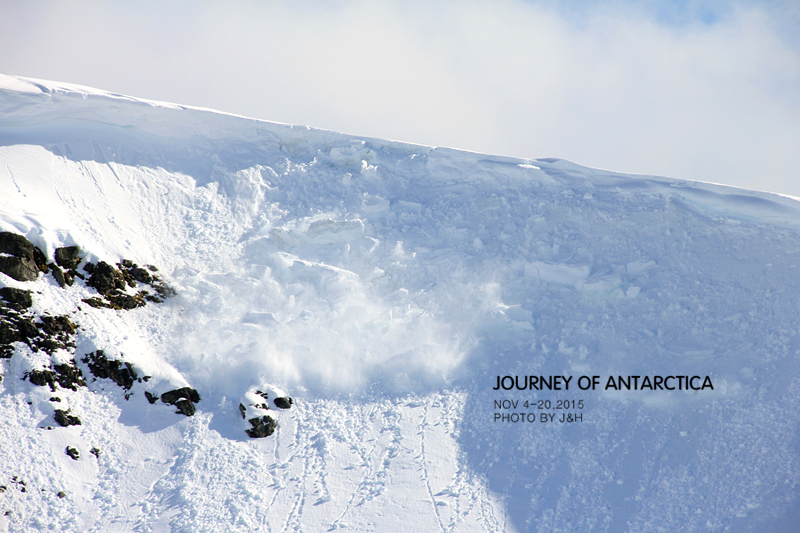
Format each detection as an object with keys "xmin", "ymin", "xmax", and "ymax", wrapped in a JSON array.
[{"xmin": 1, "ymin": 75, "xmax": 800, "ymax": 531}]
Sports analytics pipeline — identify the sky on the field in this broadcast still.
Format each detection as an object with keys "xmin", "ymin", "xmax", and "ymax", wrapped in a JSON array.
[{"xmin": 1, "ymin": 0, "xmax": 798, "ymax": 196}]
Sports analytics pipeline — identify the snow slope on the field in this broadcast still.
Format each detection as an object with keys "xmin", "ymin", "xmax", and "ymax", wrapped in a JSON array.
[{"xmin": 2, "ymin": 74, "xmax": 800, "ymax": 532}]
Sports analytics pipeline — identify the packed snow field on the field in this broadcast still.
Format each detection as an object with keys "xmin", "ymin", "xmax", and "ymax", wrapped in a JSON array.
[{"xmin": 1, "ymin": 74, "xmax": 800, "ymax": 532}]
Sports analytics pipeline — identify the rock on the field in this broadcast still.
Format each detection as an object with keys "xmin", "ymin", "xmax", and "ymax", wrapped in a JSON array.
[
  {"xmin": 161, "ymin": 387, "xmax": 201, "ymax": 404},
  {"xmin": 0, "ymin": 232, "xmax": 43, "ymax": 282},
  {"xmin": 160, "ymin": 387, "xmax": 200, "ymax": 416},
  {"xmin": 40, "ymin": 315, "xmax": 76, "ymax": 336},
  {"xmin": 25, "ymin": 362, "xmax": 86, "ymax": 391},
  {"xmin": 174, "ymin": 399, "xmax": 195, "ymax": 416},
  {"xmin": 90, "ymin": 447, "xmax": 100, "ymax": 458},
  {"xmin": 87, "ymin": 261, "xmax": 123, "ymax": 295},
  {"xmin": 54, "ymin": 246, "xmax": 80, "ymax": 269},
  {"xmin": 0, "ymin": 322, "xmax": 21, "ymax": 357},
  {"xmin": 57, "ymin": 491, "xmax": 66, "ymax": 498},
  {"xmin": 0, "ymin": 287, "xmax": 32, "ymax": 310},
  {"xmin": 3, "ymin": 312, "xmax": 76, "ymax": 356},
  {"xmin": 104, "ymin": 291, "xmax": 145, "ymax": 310},
  {"xmin": 82, "ymin": 350, "xmax": 137, "ymax": 390},
  {"xmin": 0, "ymin": 256, "xmax": 39, "ymax": 282},
  {"xmin": 54, "ymin": 409, "xmax": 81, "ymax": 427},
  {"xmin": 65, "ymin": 446, "xmax": 80, "ymax": 460},
  {"xmin": 239, "ymin": 403, "xmax": 246, "ymax": 419},
  {"xmin": 245, "ymin": 415, "xmax": 277, "ymax": 438},
  {"xmin": 145, "ymin": 391, "xmax": 158, "ymax": 404},
  {"xmin": 50, "ymin": 397, "xmax": 61, "ymax": 402},
  {"xmin": 274, "ymin": 397, "xmax": 293, "ymax": 409},
  {"xmin": 0, "ymin": 232, "xmax": 34, "ymax": 261},
  {"xmin": 49, "ymin": 264, "xmax": 72, "ymax": 288},
  {"xmin": 34, "ymin": 315, "xmax": 78, "ymax": 354},
  {"xmin": 129, "ymin": 266, "xmax": 152, "ymax": 284}
]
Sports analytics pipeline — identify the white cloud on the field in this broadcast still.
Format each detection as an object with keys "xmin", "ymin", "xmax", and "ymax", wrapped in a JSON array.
[{"xmin": 1, "ymin": 0, "xmax": 798, "ymax": 194}]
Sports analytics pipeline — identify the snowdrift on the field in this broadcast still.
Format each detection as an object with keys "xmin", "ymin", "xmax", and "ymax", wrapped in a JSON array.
[{"xmin": 2, "ymin": 74, "xmax": 800, "ymax": 532}]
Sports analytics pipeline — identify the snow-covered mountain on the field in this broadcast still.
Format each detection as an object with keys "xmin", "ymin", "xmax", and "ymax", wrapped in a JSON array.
[{"xmin": 2, "ymin": 74, "xmax": 800, "ymax": 532}]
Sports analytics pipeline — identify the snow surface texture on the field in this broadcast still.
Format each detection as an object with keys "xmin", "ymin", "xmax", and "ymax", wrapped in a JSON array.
[{"xmin": 1, "ymin": 74, "xmax": 800, "ymax": 532}]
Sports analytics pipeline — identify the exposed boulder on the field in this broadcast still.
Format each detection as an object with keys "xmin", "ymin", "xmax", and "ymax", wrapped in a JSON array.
[
  {"xmin": 65, "ymin": 446, "xmax": 80, "ymax": 460},
  {"xmin": 145, "ymin": 391, "xmax": 158, "ymax": 404},
  {"xmin": 54, "ymin": 246, "xmax": 81, "ymax": 270},
  {"xmin": 0, "ymin": 256, "xmax": 39, "ymax": 282},
  {"xmin": 0, "ymin": 232, "xmax": 44, "ymax": 282},
  {"xmin": 0, "ymin": 232, "xmax": 34, "ymax": 261},
  {"xmin": 87, "ymin": 261, "xmax": 126, "ymax": 295},
  {"xmin": 0, "ymin": 287, "xmax": 32, "ymax": 310},
  {"xmin": 245, "ymin": 416, "xmax": 277, "ymax": 438},
  {"xmin": 174, "ymin": 399, "xmax": 195, "ymax": 416},
  {"xmin": 82, "ymin": 350, "xmax": 138, "ymax": 389},
  {"xmin": 129, "ymin": 266, "xmax": 152, "ymax": 284},
  {"xmin": 161, "ymin": 387, "xmax": 201, "ymax": 404},
  {"xmin": 274, "ymin": 397, "xmax": 293, "ymax": 409},
  {"xmin": 54, "ymin": 409, "xmax": 81, "ymax": 427},
  {"xmin": 49, "ymin": 264, "xmax": 73, "ymax": 288},
  {"xmin": 161, "ymin": 387, "xmax": 201, "ymax": 416}
]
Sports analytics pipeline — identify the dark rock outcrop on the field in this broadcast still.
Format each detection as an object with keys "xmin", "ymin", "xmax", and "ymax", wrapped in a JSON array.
[
  {"xmin": 54, "ymin": 246, "xmax": 81, "ymax": 270},
  {"xmin": 65, "ymin": 446, "xmax": 80, "ymax": 460},
  {"xmin": 1, "ymin": 306, "xmax": 77, "ymax": 358},
  {"xmin": 161, "ymin": 387, "xmax": 200, "ymax": 416},
  {"xmin": 0, "ymin": 287, "xmax": 32, "ymax": 310},
  {"xmin": 0, "ymin": 312, "xmax": 37, "ymax": 358},
  {"xmin": 274, "ymin": 397, "xmax": 293, "ymax": 409},
  {"xmin": 0, "ymin": 232, "xmax": 44, "ymax": 282},
  {"xmin": 87, "ymin": 261, "xmax": 128, "ymax": 295},
  {"xmin": 82, "ymin": 259, "xmax": 174, "ymax": 310},
  {"xmin": 49, "ymin": 264, "xmax": 72, "ymax": 288},
  {"xmin": 82, "ymin": 350, "xmax": 138, "ymax": 390},
  {"xmin": 34, "ymin": 315, "xmax": 77, "ymax": 354},
  {"xmin": 174, "ymin": 399, "xmax": 195, "ymax": 416},
  {"xmin": 0, "ymin": 232, "xmax": 34, "ymax": 259},
  {"xmin": 245, "ymin": 416, "xmax": 277, "ymax": 438},
  {"xmin": 0, "ymin": 255, "xmax": 39, "ymax": 282},
  {"xmin": 54, "ymin": 409, "xmax": 81, "ymax": 427},
  {"xmin": 25, "ymin": 362, "xmax": 86, "ymax": 391},
  {"xmin": 145, "ymin": 391, "xmax": 158, "ymax": 404}
]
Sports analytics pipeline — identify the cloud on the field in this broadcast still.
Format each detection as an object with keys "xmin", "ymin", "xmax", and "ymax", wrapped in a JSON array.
[{"xmin": 0, "ymin": 0, "xmax": 798, "ymax": 194}]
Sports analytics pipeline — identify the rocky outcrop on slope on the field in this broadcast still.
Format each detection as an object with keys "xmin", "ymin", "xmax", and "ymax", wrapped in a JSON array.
[
  {"xmin": 245, "ymin": 415, "xmax": 277, "ymax": 438},
  {"xmin": 0, "ymin": 232, "xmax": 47, "ymax": 282},
  {"xmin": 0, "ymin": 232, "xmax": 205, "ymax": 429},
  {"xmin": 83, "ymin": 260, "xmax": 175, "ymax": 310},
  {"xmin": 274, "ymin": 397, "xmax": 293, "ymax": 409},
  {"xmin": 25, "ymin": 362, "xmax": 85, "ymax": 391},
  {"xmin": 160, "ymin": 387, "xmax": 201, "ymax": 417},
  {"xmin": 1, "ymin": 231, "xmax": 291, "ymax": 440},
  {"xmin": 54, "ymin": 409, "xmax": 81, "ymax": 427},
  {"xmin": 82, "ymin": 350, "xmax": 139, "ymax": 390},
  {"xmin": 239, "ymin": 387, "xmax": 293, "ymax": 438}
]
